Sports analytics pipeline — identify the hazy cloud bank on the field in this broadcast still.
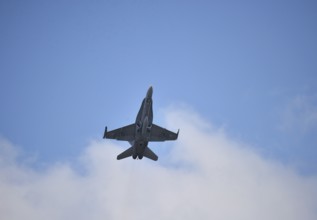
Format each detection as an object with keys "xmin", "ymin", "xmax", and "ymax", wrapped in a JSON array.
[{"xmin": 1, "ymin": 108, "xmax": 317, "ymax": 220}]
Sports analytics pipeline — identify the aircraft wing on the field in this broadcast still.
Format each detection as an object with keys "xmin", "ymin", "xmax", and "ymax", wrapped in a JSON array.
[
  {"xmin": 148, "ymin": 124, "xmax": 179, "ymax": 142},
  {"xmin": 103, "ymin": 124, "xmax": 135, "ymax": 141}
]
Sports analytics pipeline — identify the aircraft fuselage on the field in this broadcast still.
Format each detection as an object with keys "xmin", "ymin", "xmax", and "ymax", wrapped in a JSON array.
[{"xmin": 133, "ymin": 86, "xmax": 153, "ymax": 159}]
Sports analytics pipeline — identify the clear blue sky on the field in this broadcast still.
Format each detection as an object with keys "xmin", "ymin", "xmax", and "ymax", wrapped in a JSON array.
[{"xmin": 1, "ymin": 1, "xmax": 316, "ymax": 173}]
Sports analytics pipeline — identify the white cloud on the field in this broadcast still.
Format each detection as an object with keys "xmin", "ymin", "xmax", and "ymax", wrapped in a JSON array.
[{"xmin": 1, "ymin": 108, "xmax": 317, "ymax": 220}]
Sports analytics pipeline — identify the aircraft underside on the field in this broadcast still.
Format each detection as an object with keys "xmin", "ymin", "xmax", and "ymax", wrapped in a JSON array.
[
  {"xmin": 103, "ymin": 86, "xmax": 179, "ymax": 161},
  {"xmin": 133, "ymin": 141, "xmax": 147, "ymax": 159}
]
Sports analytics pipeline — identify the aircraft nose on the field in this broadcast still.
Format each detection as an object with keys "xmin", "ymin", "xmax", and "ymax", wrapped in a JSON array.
[{"xmin": 146, "ymin": 86, "xmax": 153, "ymax": 98}]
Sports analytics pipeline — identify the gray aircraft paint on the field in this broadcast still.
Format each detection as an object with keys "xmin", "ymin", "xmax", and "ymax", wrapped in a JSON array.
[{"xmin": 103, "ymin": 86, "xmax": 179, "ymax": 161}]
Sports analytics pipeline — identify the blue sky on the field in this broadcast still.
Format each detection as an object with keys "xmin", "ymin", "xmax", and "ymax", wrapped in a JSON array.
[
  {"xmin": 1, "ymin": 1, "xmax": 317, "ymax": 219},
  {"xmin": 1, "ymin": 0, "xmax": 317, "ymax": 173}
]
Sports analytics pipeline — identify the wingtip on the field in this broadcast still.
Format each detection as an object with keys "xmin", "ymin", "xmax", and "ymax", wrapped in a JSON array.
[
  {"xmin": 176, "ymin": 129, "xmax": 180, "ymax": 139},
  {"xmin": 103, "ymin": 126, "xmax": 107, "ymax": 139}
]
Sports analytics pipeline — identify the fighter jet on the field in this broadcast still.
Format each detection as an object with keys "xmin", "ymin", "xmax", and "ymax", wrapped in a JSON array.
[{"xmin": 103, "ymin": 86, "xmax": 179, "ymax": 161}]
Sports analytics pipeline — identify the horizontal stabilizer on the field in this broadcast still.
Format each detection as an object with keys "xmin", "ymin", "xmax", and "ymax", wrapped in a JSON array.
[
  {"xmin": 143, "ymin": 147, "xmax": 158, "ymax": 161},
  {"xmin": 117, "ymin": 147, "xmax": 134, "ymax": 160}
]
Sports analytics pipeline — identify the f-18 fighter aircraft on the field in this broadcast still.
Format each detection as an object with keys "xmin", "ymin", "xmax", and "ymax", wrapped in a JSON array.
[{"xmin": 103, "ymin": 86, "xmax": 179, "ymax": 161}]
